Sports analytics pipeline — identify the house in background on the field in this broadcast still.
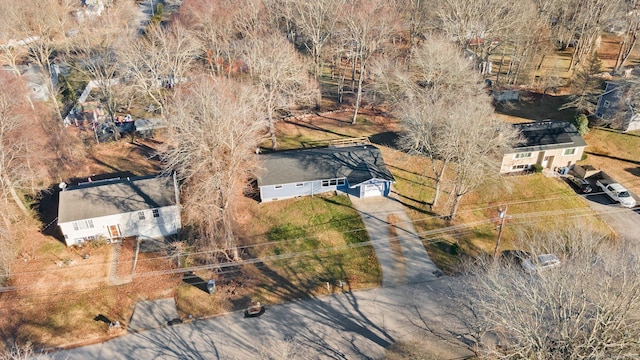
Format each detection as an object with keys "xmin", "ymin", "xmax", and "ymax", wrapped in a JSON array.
[
  {"xmin": 257, "ymin": 145, "xmax": 395, "ymax": 202},
  {"xmin": 594, "ymin": 81, "xmax": 640, "ymax": 132},
  {"xmin": 500, "ymin": 121, "xmax": 587, "ymax": 174},
  {"xmin": 57, "ymin": 174, "xmax": 181, "ymax": 246}
]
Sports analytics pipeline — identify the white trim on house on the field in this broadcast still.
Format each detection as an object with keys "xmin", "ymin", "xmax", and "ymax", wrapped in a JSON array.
[
  {"xmin": 513, "ymin": 152, "xmax": 533, "ymax": 159},
  {"xmin": 57, "ymin": 175, "xmax": 181, "ymax": 246}
]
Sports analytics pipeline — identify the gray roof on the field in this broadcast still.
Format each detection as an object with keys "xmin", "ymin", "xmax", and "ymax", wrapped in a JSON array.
[
  {"xmin": 58, "ymin": 175, "xmax": 177, "ymax": 223},
  {"xmin": 508, "ymin": 121, "xmax": 587, "ymax": 153},
  {"xmin": 257, "ymin": 145, "xmax": 395, "ymax": 187}
]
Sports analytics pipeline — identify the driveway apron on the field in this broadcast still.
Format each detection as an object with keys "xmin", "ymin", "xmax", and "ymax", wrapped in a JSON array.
[{"xmin": 349, "ymin": 195, "xmax": 441, "ymax": 287}]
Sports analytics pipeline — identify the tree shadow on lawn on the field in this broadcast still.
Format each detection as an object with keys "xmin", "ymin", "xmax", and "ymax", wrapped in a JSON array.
[
  {"xmin": 369, "ymin": 131, "xmax": 400, "ymax": 149},
  {"xmin": 586, "ymin": 151, "xmax": 640, "ymax": 166},
  {"xmin": 593, "ymin": 126, "xmax": 640, "ymax": 138},
  {"xmin": 494, "ymin": 91, "xmax": 574, "ymax": 122},
  {"xmin": 626, "ymin": 167, "xmax": 640, "ymax": 177},
  {"xmin": 282, "ymin": 118, "xmax": 351, "ymax": 139},
  {"xmin": 182, "ymin": 273, "xmax": 211, "ymax": 294},
  {"xmin": 389, "ymin": 190, "xmax": 435, "ymax": 215}
]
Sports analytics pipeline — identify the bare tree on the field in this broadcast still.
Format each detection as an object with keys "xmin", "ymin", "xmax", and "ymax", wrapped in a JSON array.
[
  {"xmin": 118, "ymin": 22, "xmax": 201, "ymax": 115},
  {"xmin": 68, "ymin": 2, "xmax": 139, "ymax": 121},
  {"xmin": 288, "ymin": 0, "xmax": 345, "ymax": 79},
  {"xmin": 0, "ymin": 75, "xmax": 40, "ymax": 215},
  {"xmin": 239, "ymin": 32, "xmax": 319, "ymax": 150},
  {"xmin": 5, "ymin": 0, "xmax": 75, "ymax": 121},
  {"xmin": 374, "ymin": 37, "xmax": 518, "ymax": 216},
  {"xmin": 432, "ymin": 0, "xmax": 530, "ymax": 70},
  {"xmin": 0, "ymin": 341, "xmax": 51, "ymax": 360},
  {"xmin": 0, "ymin": 74, "xmax": 55, "ymax": 283},
  {"xmin": 163, "ymin": 76, "xmax": 267, "ymax": 260},
  {"xmin": 540, "ymin": 0, "xmax": 621, "ymax": 71},
  {"xmin": 396, "ymin": 0, "xmax": 435, "ymax": 55},
  {"xmin": 614, "ymin": 0, "xmax": 640, "ymax": 73},
  {"xmin": 338, "ymin": 0, "xmax": 400, "ymax": 124},
  {"xmin": 560, "ymin": 52, "xmax": 602, "ymax": 114},
  {"xmin": 180, "ymin": 0, "xmax": 260, "ymax": 77},
  {"xmin": 456, "ymin": 223, "xmax": 640, "ymax": 359}
]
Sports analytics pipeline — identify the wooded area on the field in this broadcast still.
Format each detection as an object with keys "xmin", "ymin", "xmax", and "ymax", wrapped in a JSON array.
[{"xmin": 0, "ymin": 0, "xmax": 639, "ymax": 356}]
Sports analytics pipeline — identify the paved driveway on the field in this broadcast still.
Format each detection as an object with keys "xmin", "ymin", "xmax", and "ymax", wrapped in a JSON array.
[
  {"xmin": 564, "ymin": 176, "xmax": 640, "ymax": 240},
  {"xmin": 349, "ymin": 195, "xmax": 442, "ymax": 287},
  {"xmin": 584, "ymin": 192, "xmax": 640, "ymax": 241},
  {"xmin": 52, "ymin": 280, "xmax": 472, "ymax": 360}
]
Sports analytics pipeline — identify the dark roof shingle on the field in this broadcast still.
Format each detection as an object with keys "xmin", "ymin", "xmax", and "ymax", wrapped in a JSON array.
[
  {"xmin": 257, "ymin": 145, "xmax": 395, "ymax": 186},
  {"xmin": 58, "ymin": 175, "xmax": 177, "ymax": 223},
  {"xmin": 509, "ymin": 121, "xmax": 586, "ymax": 153}
]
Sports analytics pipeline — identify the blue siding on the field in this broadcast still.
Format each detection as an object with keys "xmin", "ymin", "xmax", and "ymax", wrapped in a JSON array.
[
  {"xmin": 260, "ymin": 179, "xmax": 393, "ymax": 202},
  {"xmin": 595, "ymin": 82, "xmax": 623, "ymax": 120},
  {"xmin": 260, "ymin": 180, "xmax": 338, "ymax": 202}
]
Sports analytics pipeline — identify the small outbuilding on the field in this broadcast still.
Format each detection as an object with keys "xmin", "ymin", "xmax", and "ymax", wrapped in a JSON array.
[
  {"xmin": 257, "ymin": 145, "xmax": 395, "ymax": 202},
  {"xmin": 57, "ymin": 174, "xmax": 181, "ymax": 246}
]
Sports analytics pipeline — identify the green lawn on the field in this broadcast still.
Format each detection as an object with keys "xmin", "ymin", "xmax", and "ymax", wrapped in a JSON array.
[
  {"xmin": 176, "ymin": 193, "xmax": 380, "ymax": 317},
  {"xmin": 384, "ymin": 146, "xmax": 609, "ymax": 273},
  {"xmin": 249, "ymin": 194, "xmax": 380, "ymax": 301}
]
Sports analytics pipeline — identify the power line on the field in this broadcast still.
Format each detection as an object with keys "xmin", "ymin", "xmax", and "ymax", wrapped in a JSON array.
[
  {"xmin": 5, "ymin": 186, "xmax": 634, "ymax": 279},
  {"xmin": 0, "ymin": 201, "xmax": 630, "ymax": 296}
]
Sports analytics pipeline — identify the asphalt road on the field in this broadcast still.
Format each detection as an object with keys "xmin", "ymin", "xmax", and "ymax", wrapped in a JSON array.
[{"xmin": 53, "ymin": 279, "xmax": 473, "ymax": 360}]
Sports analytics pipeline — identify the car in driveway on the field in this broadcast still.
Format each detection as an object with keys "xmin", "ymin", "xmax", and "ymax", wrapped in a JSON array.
[
  {"xmin": 522, "ymin": 254, "xmax": 561, "ymax": 273},
  {"xmin": 568, "ymin": 176, "xmax": 593, "ymax": 194}
]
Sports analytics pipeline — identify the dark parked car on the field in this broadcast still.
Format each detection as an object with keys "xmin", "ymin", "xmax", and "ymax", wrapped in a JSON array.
[{"xmin": 569, "ymin": 176, "xmax": 593, "ymax": 194}]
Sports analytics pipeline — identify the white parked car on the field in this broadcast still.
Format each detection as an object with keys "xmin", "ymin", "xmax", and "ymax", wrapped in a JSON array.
[
  {"xmin": 596, "ymin": 179, "xmax": 636, "ymax": 208},
  {"xmin": 522, "ymin": 254, "xmax": 561, "ymax": 273}
]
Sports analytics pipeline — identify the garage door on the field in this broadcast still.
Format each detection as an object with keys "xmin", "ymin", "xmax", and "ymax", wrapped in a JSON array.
[{"xmin": 362, "ymin": 183, "xmax": 383, "ymax": 197}]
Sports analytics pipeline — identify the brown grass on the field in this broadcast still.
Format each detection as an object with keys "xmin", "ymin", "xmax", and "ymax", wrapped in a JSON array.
[
  {"xmin": 386, "ymin": 214, "xmax": 405, "ymax": 265},
  {"xmin": 583, "ymin": 128, "xmax": 640, "ymax": 194}
]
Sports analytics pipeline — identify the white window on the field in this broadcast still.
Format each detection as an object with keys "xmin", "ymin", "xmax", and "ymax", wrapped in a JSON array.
[
  {"xmin": 152, "ymin": 209, "xmax": 160, "ymax": 218},
  {"xmin": 138, "ymin": 211, "xmax": 146, "ymax": 220},
  {"xmin": 295, "ymin": 183, "xmax": 304, "ymax": 187},
  {"xmin": 274, "ymin": 185, "xmax": 283, "ymax": 189},
  {"xmin": 563, "ymin": 148, "xmax": 576, "ymax": 156},
  {"xmin": 514, "ymin": 152, "xmax": 533, "ymax": 159},
  {"xmin": 72, "ymin": 219, "xmax": 94, "ymax": 231},
  {"xmin": 604, "ymin": 100, "xmax": 610, "ymax": 108}
]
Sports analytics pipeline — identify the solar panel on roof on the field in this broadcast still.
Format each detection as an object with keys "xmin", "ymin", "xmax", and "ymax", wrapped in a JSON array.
[{"xmin": 520, "ymin": 129, "xmax": 572, "ymax": 147}]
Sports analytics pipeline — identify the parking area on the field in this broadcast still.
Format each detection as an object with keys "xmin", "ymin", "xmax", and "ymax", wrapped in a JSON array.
[{"xmin": 561, "ymin": 173, "xmax": 640, "ymax": 241}]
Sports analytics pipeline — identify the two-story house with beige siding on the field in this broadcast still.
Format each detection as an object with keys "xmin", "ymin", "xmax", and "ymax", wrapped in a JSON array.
[{"xmin": 500, "ymin": 121, "xmax": 587, "ymax": 174}]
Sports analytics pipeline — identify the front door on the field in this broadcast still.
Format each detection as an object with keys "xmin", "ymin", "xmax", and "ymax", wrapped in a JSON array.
[
  {"xmin": 541, "ymin": 156, "xmax": 550, "ymax": 169},
  {"xmin": 108, "ymin": 225, "xmax": 121, "ymax": 239}
]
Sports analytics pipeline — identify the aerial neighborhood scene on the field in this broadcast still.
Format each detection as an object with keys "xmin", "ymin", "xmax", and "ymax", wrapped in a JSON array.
[{"xmin": 2, "ymin": 0, "xmax": 640, "ymax": 358}]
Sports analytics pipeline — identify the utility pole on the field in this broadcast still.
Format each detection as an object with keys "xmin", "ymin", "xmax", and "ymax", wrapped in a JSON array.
[{"xmin": 493, "ymin": 206, "xmax": 507, "ymax": 259}]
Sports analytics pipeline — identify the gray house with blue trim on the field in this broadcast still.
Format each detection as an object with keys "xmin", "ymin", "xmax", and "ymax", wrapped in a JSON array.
[
  {"xmin": 257, "ymin": 145, "xmax": 395, "ymax": 202},
  {"xmin": 595, "ymin": 81, "xmax": 640, "ymax": 132}
]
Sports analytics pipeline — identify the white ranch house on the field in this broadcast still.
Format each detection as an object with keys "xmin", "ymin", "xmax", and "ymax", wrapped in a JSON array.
[
  {"xmin": 257, "ymin": 145, "xmax": 395, "ymax": 202},
  {"xmin": 57, "ymin": 174, "xmax": 181, "ymax": 246}
]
